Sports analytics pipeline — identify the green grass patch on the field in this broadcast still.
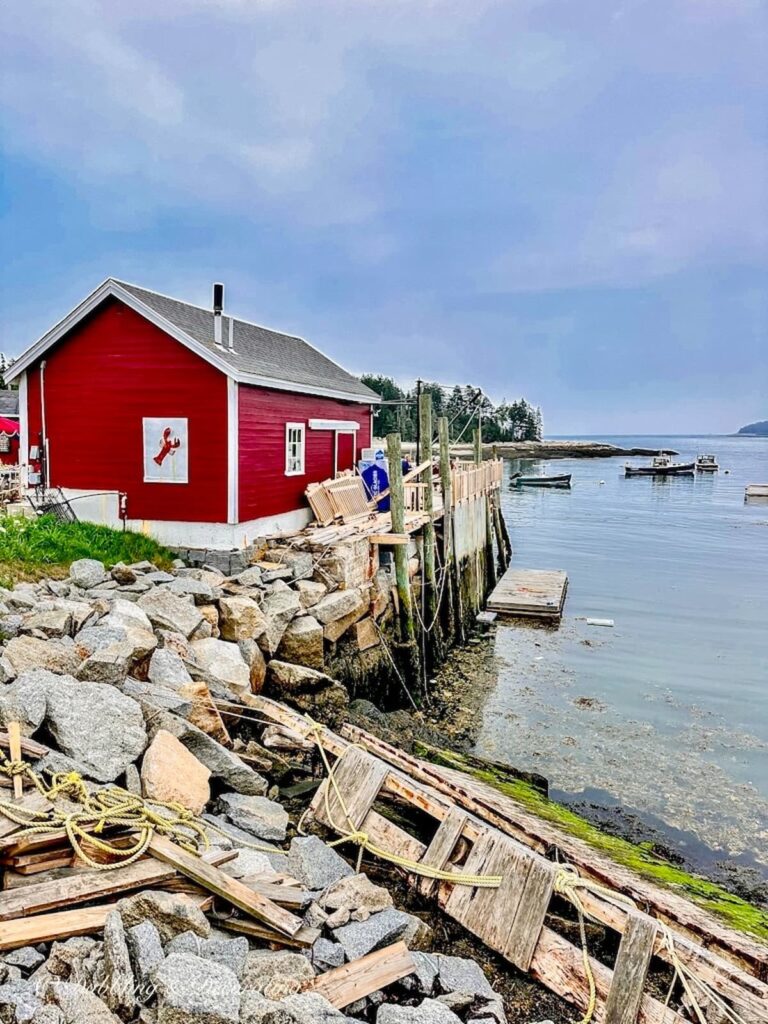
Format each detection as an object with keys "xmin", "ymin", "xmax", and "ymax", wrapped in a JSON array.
[
  {"xmin": 414, "ymin": 742, "xmax": 768, "ymax": 941},
  {"xmin": 0, "ymin": 514, "xmax": 173, "ymax": 587}
]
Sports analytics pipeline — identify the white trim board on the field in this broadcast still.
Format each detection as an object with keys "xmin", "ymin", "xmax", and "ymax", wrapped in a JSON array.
[
  {"xmin": 309, "ymin": 419, "xmax": 360, "ymax": 431},
  {"xmin": 5, "ymin": 279, "xmax": 381, "ymax": 405},
  {"xmin": 227, "ymin": 378, "xmax": 239, "ymax": 523}
]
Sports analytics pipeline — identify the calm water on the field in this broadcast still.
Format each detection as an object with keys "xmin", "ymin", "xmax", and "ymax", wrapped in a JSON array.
[{"xmin": 477, "ymin": 435, "xmax": 768, "ymax": 867}]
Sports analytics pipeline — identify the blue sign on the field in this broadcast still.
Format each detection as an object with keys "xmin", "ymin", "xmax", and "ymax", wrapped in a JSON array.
[{"xmin": 361, "ymin": 462, "xmax": 390, "ymax": 511}]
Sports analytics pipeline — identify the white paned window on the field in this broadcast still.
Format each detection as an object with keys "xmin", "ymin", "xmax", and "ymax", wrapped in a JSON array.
[{"xmin": 285, "ymin": 422, "xmax": 305, "ymax": 476}]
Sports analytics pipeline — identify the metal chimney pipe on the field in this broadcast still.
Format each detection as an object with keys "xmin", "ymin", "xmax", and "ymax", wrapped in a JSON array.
[{"xmin": 213, "ymin": 283, "xmax": 224, "ymax": 347}]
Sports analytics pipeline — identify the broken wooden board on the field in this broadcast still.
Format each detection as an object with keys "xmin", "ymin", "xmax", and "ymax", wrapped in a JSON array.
[
  {"xmin": 306, "ymin": 941, "xmax": 415, "ymax": 1008},
  {"xmin": 148, "ymin": 835, "xmax": 303, "ymax": 938},
  {"xmin": 604, "ymin": 913, "xmax": 657, "ymax": 1024},
  {"xmin": 339, "ymin": 719, "xmax": 768, "ymax": 987},
  {"xmin": 0, "ymin": 850, "xmax": 233, "ymax": 920},
  {"xmin": 247, "ymin": 697, "xmax": 768, "ymax": 1021},
  {"xmin": 0, "ymin": 895, "xmax": 212, "ymax": 951},
  {"xmin": 216, "ymin": 914, "xmax": 320, "ymax": 949}
]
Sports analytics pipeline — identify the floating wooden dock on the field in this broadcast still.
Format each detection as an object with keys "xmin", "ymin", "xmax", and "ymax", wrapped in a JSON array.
[
  {"xmin": 486, "ymin": 567, "xmax": 568, "ymax": 621},
  {"xmin": 745, "ymin": 484, "xmax": 768, "ymax": 500}
]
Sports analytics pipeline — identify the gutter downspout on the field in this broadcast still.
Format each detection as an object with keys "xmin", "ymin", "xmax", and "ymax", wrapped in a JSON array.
[{"xmin": 40, "ymin": 360, "xmax": 49, "ymax": 488}]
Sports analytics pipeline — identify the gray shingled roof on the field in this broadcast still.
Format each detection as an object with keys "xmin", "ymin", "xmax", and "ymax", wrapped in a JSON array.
[{"xmin": 114, "ymin": 280, "xmax": 378, "ymax": 402}]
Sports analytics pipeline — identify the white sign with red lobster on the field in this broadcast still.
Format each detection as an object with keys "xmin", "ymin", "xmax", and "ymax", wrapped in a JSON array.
[{"xmin": 143, "ymin": 418, "xmax": 188, "ymax": 484}]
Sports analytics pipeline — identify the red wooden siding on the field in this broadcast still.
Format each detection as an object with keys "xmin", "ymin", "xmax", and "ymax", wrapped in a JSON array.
[
  {"xmin": 25, "ymin": 298, "xmax": 229, "ymax": 522},
  {"xmin": 238, "ymin": 386, "xmax": 371, "ymax": 521}
]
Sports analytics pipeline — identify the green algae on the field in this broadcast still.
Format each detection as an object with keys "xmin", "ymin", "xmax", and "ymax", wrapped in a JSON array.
[{"xmin": 414, "ymin": 742, "xmax": 768, "ymax": 941}]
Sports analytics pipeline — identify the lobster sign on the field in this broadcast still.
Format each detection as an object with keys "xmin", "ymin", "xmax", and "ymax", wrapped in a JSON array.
[{"xmin": 143, "ymin": 417, "xmax": 188, "ymax": 484}]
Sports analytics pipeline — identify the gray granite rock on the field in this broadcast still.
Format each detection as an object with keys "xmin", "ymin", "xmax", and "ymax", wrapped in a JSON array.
[
  {"xmin": 147, "ymin": 713, "xmax": 268, "ymax": 795},
  {"xmin": 69, "ymin": 558, "xmax": 107, "ymax": 589},
  {"xmin": 310, "ymin": 938, "xmax": 345, "ymax": 972},
  {"xmin": 147, "ymin": 648, "xmax": 193, "ymax": 690},
  {"xmin": 126, "ymin": 920, "xmax": 165, "ymax": 998},
  {"xmin": 401, "ymin": 952, "xmax": 439, "ymax": 996},
  {"xmin": 153, "ymin": 953, "xmax": 240, "ymax": 1024},
  {"xmin": 287, "ymin": 836, "xmax": 353, "ymax": 890},
  {"xmin": 280, "ymin": 992, "xmax": 357, "ymax": 1023},
  {"xmin": 240, "ymin": 950, "xmax": 314, "ymax": 996},
  {"xmin": 44, "ymin": 675, "xmax": 147, "ymax": 781},
  {"xmin": 102, "ymin": 911, "xmax": 136, "ymax": 1020},
  {"xmin": 311, "ymin": 590, "xmax": 362, "ymax": 625},
  {"xmin": 217, "ymin": 793, "xmax": 288, "ymax": 842},
  {"xmin": 48, "ymin": 981, "xmax": 123, "ymax": 1024},
  {"xmin": 165, "ymin": 933, "xmax": 249, "ymax": 981},
  {"xmin": 320, "ymin": 873, "xmax": 393, "ymax": 916},
  {"xmin": 275, "ymin": 616, "xmax": 324, "ymax": 671},
  {"xmin": 0, "ymin": 670, "xmax": 51, "ymax": 735},
  {"xmin": 119, "ymin": 891, "xmax": 210, "ymax": 945},
  {"xmin": 433, "ymin": 954, "xmax": 495, "ymax": 1000},
  {"xmin": 376, "ymin": 1000, "xmax": 462, "ymax": 1024},
  {"xmin": 257, "ymin": 583, "xmax": 301, "ymax": 656},
  {"xmin": 3, "ymin": 946, "xmax": 45, "ymax": 972},
  {"xmin": 333, "ymin": 909, "xmax": 421, "ymax": 962},
  {"xmin": 137, "ymin": 589, "xmax": 204, "ymax": 639},
  {"xmin": 0, "ymin": 979, "xmax": 43, "ymax": 1022}
]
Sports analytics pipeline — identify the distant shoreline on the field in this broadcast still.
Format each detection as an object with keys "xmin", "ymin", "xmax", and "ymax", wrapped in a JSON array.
[{"xmin": 452, "ymin": 439, "xmax": 679, "ymax": 459}]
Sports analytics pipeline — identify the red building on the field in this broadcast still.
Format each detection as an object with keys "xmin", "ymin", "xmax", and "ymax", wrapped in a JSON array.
[{"xmin": 7, "ymin": 280, "xmax": 379, "ymax": 547}]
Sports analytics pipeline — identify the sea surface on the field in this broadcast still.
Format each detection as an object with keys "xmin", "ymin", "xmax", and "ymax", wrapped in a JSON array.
[{"xmin": 477, "ymin": 434, "xmax": 768, "ymax": 872}]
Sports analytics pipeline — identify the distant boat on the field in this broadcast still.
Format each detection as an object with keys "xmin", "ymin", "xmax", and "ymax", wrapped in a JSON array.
[
  {"xmin": 512, "ymin": 473, "xmax": 572, "ymax": 488},
  {"xmin": 696, "ymin": 454, "xmax": 719, "ymax": 471},
  {"xmin": 625, "ymin": 455, "xmax": 695, "ymax": 477}
]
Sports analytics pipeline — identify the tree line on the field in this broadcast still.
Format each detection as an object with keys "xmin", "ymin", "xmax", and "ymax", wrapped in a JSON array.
[{"xmin": 360, "ymin": 376, "xmax": 543, "ymax": 444}]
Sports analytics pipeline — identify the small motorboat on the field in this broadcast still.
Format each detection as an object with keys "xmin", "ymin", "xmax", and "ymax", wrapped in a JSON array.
[
  {"xmin": 624, "ymin": 454, "xmax": 695, "ymax": 477},
  {"xmin": 512, "ymin": 473, "xmax": 572, "ymax": 488},
  {"xmin": 695, "ymin": 453, "xmax": 719, "ymax": 471}
]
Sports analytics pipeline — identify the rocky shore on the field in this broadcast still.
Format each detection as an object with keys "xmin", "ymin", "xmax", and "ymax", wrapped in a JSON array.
[
  {"xmin": 453, "ymin": 440, "xmax": 677, "ymax": 459},
  {"xmin": 0, "ymin": 555, "xmax": 551, "ymax": 1024}
]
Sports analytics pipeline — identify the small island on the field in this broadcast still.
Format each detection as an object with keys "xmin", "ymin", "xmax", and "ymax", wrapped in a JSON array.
[{"xmin": 737, "ymin": 420, "xmax": 768, "ymax": 436}]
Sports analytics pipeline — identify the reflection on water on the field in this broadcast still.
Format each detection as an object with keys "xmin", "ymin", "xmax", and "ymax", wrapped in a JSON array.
[{"xmin": 475, "ymin": 435, "xmax": 768, "ymax": 865}]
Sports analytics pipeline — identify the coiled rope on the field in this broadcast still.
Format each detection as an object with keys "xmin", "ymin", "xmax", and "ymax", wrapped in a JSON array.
[{"xmin": 0, "ymin": 747, "xmax": 277, "ymax": 871}]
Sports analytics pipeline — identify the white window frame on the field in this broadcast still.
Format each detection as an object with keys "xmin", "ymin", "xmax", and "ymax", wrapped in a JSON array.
[{"xmin": 285, "ymin": 422, "xmax": 306, "ymax": 476}]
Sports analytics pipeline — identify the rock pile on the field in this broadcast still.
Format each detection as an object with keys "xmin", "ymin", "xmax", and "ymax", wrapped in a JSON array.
[{"xmin": 0, "ymin": 557, "xmax": 508, "ymax": 1024}]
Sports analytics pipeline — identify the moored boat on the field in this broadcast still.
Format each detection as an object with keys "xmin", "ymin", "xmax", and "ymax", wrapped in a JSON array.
[
  {"xmin": 512, "ymin": 473, "xmax": 572, "ymax": 488},
  {"xmin": 696, "ymin": 453, "xmax": 719, "ymax": 471},
  {"xmin": 624, "ymin": 455, "xmax": 695, "ymax": 477}
]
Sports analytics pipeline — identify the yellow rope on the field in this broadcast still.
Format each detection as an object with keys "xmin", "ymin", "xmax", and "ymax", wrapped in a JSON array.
[
  {"xmin": 300, "ymin": 718, "xmax": 502, "ymax": 887},
  {"xmin": 0, "ymin": 748, "xmax": 278, "ymax": 870}
]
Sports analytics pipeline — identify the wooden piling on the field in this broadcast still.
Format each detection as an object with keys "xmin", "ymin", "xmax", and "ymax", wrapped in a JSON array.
[
  {"xmin": 438, "ymin": 416, "xmax": 463, "ymax": 644},
  {"xmin": 473, "ymin": 427, "xmax": 483, "ymax": 466},
  {"xmin": 474, "ymin": 425, "xmax": 496, "ymax": 591},
  {"xmin": 386, "ymin": 433, "xmax": 419, "ymax": 663},
  {"xmin": 418, "ymin": 394, "xmax": 440, "ymax": 658}
]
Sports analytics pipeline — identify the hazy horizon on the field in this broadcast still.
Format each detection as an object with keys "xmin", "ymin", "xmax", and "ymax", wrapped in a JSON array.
[{"xmin": 1, "ymin": 1, "xmax": 766, "ymax": 434}]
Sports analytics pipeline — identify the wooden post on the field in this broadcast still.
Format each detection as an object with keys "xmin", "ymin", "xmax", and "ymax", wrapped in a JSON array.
[
  {"xmin": 473, "ymin": 427, "xmax": 482, "ymax": 466},
  {"xmin": 386, "ymin": 433, "xmax": 417, "ymax": 652},
  {"xmin": 438, "ymin": 417, "xmax": 463, "ymax": 644},
  {"xmin": 418, "ymin": 393, "xmax": 440, "ymax": 658},
  {"xmin": 491, "ymin": 493, "xmax": 510, "ymax": 573},
  {"xmin": 8, "ymin": 722, "xmax": 23, "ymax": 801}
]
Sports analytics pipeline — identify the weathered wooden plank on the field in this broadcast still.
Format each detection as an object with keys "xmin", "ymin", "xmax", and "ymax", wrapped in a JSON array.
[
  {"xmin": 0, "ymin": 792, "xmax": 52, "ymax": 840},
  {"xmin": 603, "ymin": 913, "xmax": 658, "ymax": 1024},
  {"xmin": 0, "ymin": 851, "xmax": 233, "ymax": 920},
  {"xmin": 307, "ymin": 942, "xmax": 415, "ymax": 1008},
  {"xmin": 0, "ymin": 731, "xmax": 49, "ymax": 758},
  {"xmin": 368, "ymin": 534, "xmax": 410, "ymax": 545},
  {"xmin": 251, "ymin": 697, "xmax": 768, "ymax": 1016},
  {"xmin": 313, "ymin": 747, "xmax": 389, "ymax": 834},
  {"xmin": 418, "ymin": 808, "xmax": 467, "ymax": 896},
  {"xmin": 216, "ymin": 915, "xmax": 320, "ymax": 949},
  {"xmin": 7, "ymin": 723, "xmax": 23, "ymax": 800},
  {"xmin": 487, "ymin": 568, "xmax": 568, "ymax": 620},
  {"xmin": 505, "ymin": 856, "xmax": 556, "ymax": 971},
  {"xmin": 147, "ymin": 835, "xmax": 302, "ymax": 938},
  {"xmin": 0, "ymin": 895, "xmax": 212, "ymax": 951}
]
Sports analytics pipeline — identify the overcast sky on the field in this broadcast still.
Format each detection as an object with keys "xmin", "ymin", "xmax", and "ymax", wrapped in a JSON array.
[{"xmin": 1, "ymin": 0, "xmax": 766, "ymax": 434}]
